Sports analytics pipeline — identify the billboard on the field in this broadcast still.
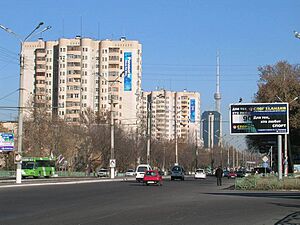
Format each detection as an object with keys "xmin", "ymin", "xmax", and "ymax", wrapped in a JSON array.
[
  {"xmin": 124, "ymin": 52, "xmax": 132, "ymax": 91},
  {"xmin": 0, "ymin": 133, "xmax": 14, "ymax": 151},
  {"xmin": 190, "ymin": 99, "xmax": 195, "ymax": 123},
  {"xmin": 230, "ymin": 103, "xmax": 289, "ymax": 135}
]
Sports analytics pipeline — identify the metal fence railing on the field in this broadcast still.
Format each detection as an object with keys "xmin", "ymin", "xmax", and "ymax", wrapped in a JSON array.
[
  {"xmin": 0, "ymin": 170, "xmax": 16, "ymax": 178},
  {"xmin": 0, "ymin": 170, "xmax": 127, "ymax": 178}
]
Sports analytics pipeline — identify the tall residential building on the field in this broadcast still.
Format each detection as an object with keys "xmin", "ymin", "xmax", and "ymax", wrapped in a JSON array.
[
  {"xmin": 21, "ymin": 37, "xmax": 142, "ymax": 125},
  {"xmin": 140, "ymin": 89, "xmax": 201, "ymax": 145}
]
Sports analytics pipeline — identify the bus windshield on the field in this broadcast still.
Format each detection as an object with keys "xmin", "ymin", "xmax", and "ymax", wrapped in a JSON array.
[{"xmin": 22, "ymin": 162, "xmax": 34, "ymax": 169}]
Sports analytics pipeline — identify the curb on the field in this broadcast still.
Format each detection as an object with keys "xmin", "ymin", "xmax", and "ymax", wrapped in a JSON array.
[{"xmin": 0, "ymin": 177, "xmax": 136, "ymax": 189}]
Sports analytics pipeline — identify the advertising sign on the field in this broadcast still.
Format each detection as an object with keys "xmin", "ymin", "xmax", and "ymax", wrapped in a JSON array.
[
  {"xmin": 0, "ymin": 133, "xmax": 14, "ymax": 151},
  {"xmin": 124, "ymin": 52, "xmax": 132, "ymax": 91},
  {"xmin": 190, "ymin": 99, "xmax": 195, "ymax": 123},
  {"xmin": 230, "ymin": 103, "xmax": 289, "ymax": 135}
]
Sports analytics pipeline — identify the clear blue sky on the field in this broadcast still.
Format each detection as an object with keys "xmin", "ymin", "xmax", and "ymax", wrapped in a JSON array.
[{"xmin": 0, "ymin": 0, "xmax": 299, "ymax": 146}]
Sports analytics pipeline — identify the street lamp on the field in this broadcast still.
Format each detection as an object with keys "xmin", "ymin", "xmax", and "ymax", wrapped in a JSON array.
[
  {"xmin": 294, "ymin": 30, "xmax": 300, "ymax": 39},
  {"xmin": 284, "ymin": 96, "xmax": 299, "ymax": 177},
  {"xmin": 146, "ymin": 92, "xmax": 164, "ymax": 165},
  {"xmin": 98, "ymin": 71, "xmax": 124, "ymax": 179},
  {"xmin": 174, "ymin": 105, "xmax": 188, "ymax": 166},
  {"xmin": 276, "ymin": 95, "xmax": 299, "ymax": 177},
  {"xmin": 0, "ymin": 22, "xmax": 51, "ymax": 184}
]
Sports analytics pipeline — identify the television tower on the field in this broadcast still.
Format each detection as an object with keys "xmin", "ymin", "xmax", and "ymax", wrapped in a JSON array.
[
  {"xmin": 214, "ymin": 52, "xmax": 222, "ymax": 148},
  {"xmin": 214, "ymin": 52, "xmax": 221, "ymax": 113}
]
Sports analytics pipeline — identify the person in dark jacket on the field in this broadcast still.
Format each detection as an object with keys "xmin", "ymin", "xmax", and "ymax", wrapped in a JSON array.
[{"xmin": 215, "ymin": 167, "xmax": 223, "ymax": 186}]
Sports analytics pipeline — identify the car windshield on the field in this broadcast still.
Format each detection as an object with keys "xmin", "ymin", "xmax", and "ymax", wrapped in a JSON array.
[
  {"xmin": 172, "ymin": 166, "xmax": 182, "ymax": 172},
  {"xmin": 137, "ymin": 166, "xmax": 148, "ymax": 172},
  {"xmin": 146, "ymin": 171, "xmax": 157, "ymax": 176},
  {"xmin": 127, "ymin": 169, "xmax": 134, "ymax": 172},
  {"xmin": 196, "ymin": 169, "xmax": 204, "ymax": 173},
  {"xmin": 99, "ymin": 169, "xmax": 108, "ymax": 172}
]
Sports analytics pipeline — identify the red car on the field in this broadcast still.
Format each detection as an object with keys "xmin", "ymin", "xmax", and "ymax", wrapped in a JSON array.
[
  {"xmin": 143, "ymin": 170, "xmax": 163, "ymax": 186},
  {"xmin": 228, "ymin": 171, "xmax": 237, "ymax": 179}
]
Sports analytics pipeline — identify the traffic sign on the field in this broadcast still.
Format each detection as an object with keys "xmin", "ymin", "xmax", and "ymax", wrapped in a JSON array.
[
  {"xmin": 262, "ymin": 162, "xmax": 269, "ymax": 168},
  {"xmin": 110, "ymin": 159, "xmax": 116, "ymax": 168},
  {"xmin": 262, "ymin": 156, "xmax": 269, "ymax": 162}
]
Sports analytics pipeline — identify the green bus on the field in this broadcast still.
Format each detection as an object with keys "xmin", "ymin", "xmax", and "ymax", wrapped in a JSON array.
[{"xmin": 21, "ymin": 157, "xmax": 55, "ymax": 178}]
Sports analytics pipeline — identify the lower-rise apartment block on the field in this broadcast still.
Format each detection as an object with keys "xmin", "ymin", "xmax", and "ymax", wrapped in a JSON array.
[{"xmin": 140, "ymin": 89, "xmax": 201, "ymax": 145}]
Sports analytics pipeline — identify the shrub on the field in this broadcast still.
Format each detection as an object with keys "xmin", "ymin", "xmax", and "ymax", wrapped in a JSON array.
[{"xmin": 235, "ymin": 175, "xmax": 300, "ymax": 190}]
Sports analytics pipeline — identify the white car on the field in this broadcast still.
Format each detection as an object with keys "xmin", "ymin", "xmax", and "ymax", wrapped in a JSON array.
[
  {"xmin": 97, "ymin": 168, "xmax": 110, "ymax": 177},
  {"xmin": 135, "ymin": 164, "xmax": 152, "ymax": 182},
  {"xmin": 194, "ymin": 169, "xmax": 206, "ymax": 179},
  {"xmin": 125, "ymin": 169, "xmax": 135, "ymax": 177}
]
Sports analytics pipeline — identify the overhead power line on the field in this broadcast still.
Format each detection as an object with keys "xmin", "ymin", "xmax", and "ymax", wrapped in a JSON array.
[{"xmin": 0, "ymin": 89, "xmax": 19, "ymax": 102}]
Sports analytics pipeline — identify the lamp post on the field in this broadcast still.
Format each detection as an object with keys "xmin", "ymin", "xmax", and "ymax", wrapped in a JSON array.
[
  {"xmin": 214, "ymin": 133, "xmax": 226, "ymax": 168},
  {"xmin": 284, "ymin": 97, "xmax": 298, "ymax": 177},
  {"xmin": 146, "ymin": 92, "xmax": 164, "ymax": 165},
  {"xmin": 276, "ymin": 95, "xmax": 299, "ymax": 177},
  {"xmin": 102, "ymin": 71, "xmax": 124, "ymax": 179},
  {"xmin": 174, "ymin": 105, "xmax": 188, "ymax": 166},
  {"xmin": 0, "ymin": 22, "xmax": 51, "ymax": 184}
]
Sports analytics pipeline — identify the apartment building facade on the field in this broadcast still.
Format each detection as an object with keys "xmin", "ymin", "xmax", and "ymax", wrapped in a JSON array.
[
  {"xmin": 21, "ymin": 37, "xmax": 142, "ymax": 125},
  {"xmin": 140, "ymin": 90, "xmax": 201, "ymax": 145}
]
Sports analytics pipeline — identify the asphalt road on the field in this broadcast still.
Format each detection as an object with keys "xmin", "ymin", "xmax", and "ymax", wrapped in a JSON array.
[{"xmin": 0, "ymin": 176, "xmax": 299, "ymax": 225}]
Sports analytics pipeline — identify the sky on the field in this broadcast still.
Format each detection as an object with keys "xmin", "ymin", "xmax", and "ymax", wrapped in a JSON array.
[{"xmin": 0, "ymin": 0, "xmax": 299, "ymax": 147}]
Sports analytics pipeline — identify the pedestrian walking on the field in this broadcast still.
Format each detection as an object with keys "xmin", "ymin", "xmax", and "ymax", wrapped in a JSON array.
[{"xmin": 215, "ymin": 166, "xmax": 223, "ymax": 186}]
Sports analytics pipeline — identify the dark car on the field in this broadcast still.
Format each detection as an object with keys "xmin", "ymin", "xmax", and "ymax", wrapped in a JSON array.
[
  {"xmin": 253, "ymin": 167, "xmax": 271, "ymax": 175},
  {"xmin": 223, "ymin": 170, "xmax": 229, "ymax": 177},
  {"xmin": 236, "ymin": 170, "xmax": 246, "ymax": 178},
  {"xmin": 170, "ymin": 165, "xmax": 185, "ymax": 181}
]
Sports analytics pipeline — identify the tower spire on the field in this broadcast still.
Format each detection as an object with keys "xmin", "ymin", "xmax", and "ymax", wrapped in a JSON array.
[{"xmin": 214, "ymin": 51, "xmax": 221, "ymax": 113}]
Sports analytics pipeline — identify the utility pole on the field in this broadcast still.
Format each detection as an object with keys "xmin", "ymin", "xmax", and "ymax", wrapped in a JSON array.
[
  {"xmin": 227, "ymin": 146, "xmax": 230, "ymax": 169},
  {"xmin": 236, "ymin": 150, "xmax": 239, "ymax": 169},
  {"xmin": 106, "ymin": 71, "xmax": 124, "ymax": 179},
  {"xmin": 284, "ymin": 134, "xmax": 288, "ymax": 177},
  {"xmin": 146, "ymin": 92, "xmax": 152, "ymax": 165},
  {"xmin": 110, "ymin": 96, "xmax": 115, "ymax": 178},
  {"xmin": 278, "ymin": 135, "xmax": 283, "ymax": 180},
  {"xmin": 269, "ymin": 146, "xmax": 273, "ymax": 170},
  {"xmin": 232, "ymin": 148, "xmax": 235, "ymax": 169},
  {"xmin": 174, "ymin": 92, "xmax": 179, "ymax": 165},
  {"xmin": 146, "ymin": 92, "xmax": 164, "ymax": 165},
  {"xmin": 195, "ymin": 130, "xmax": 198, "ymax": 170},
  {"xmin": 0, "ymin": 22, "xmax": 51, "ymax": 184}
]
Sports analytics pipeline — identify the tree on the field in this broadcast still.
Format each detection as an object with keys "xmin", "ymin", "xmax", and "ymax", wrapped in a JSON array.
[
  {"xmin": 246, "ymin": 61, "xmax": 300, "ymax": 170},
  {"xmin": 23, "ymin": 106, "xmax": 54, "ymax": 156},
  {"xmin": 255, "ymin": 61, "xmax": 300, "ymax": 129}
]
